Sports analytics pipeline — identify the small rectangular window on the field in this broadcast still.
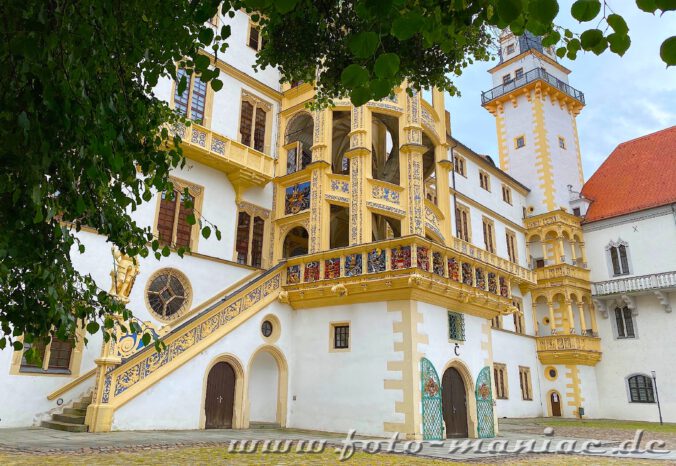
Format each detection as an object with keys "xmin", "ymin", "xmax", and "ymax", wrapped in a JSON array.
[
  {"xmin": 573, "ymin": 207, "xmax": 581, "ymax": 216},
  {"xmin": 448, "ymin": 312, "xmax": 465, "ymax": 341},
  {"xmin": 454, "ymin": 156, "xmax": 466, "ymax": 177},
  {"xmin": 513, "ymin": 299, "xmax": 524, "ymax": 334},
  {"xmin": 479, "ymin": 171, "xmax": 490, "ymax": 191},
  {"xmin": 494, "ymin": 363, "xmax": 508, "ymax": 399},
  {"xmin": 515, "ymin": 68, "xmax": 524, "ymax": 80},
  {"xmin": 519, "ymin": 366, "xmax": 532, "ymax": 400},
  {"xmin": 505, "ymin": 229, "xmax": 518, "ymax": 263},
  {"xmin": 482, "ymin": 217, "xmax": 495, "ymax": 254},
  {"xmin": 502, "ymin": 74, "xmax": 512, "ymax": 85},
  {"xmin": 559, "ymin": 137, "xmax": 566, "ymax": 149},
  {"xmin": 491, "ymin": 315, "xmax": 502, "ymax": 329},
  {"xmin": 248, "ymin": 24, "xmax": 260, "ymax": 50},
  {"xmin": 506, "ymin": 44, "xmax": 515, "ymax": 55},
  {"xmin": 332, "ymin": 324, "xmax": 350, "ymax": 350},
  {"xmin": 455, "ymin": 205, "xmax": 471, "ymax": 242},
  {"xmin": 515, "ymin": 136, "xmax": 525, "ymax": 149},
  {"xmin": 502, "ymin": 185, "xmax": 512, "ymax": 204}
]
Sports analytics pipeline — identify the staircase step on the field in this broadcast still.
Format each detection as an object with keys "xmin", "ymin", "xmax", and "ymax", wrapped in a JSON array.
[
  {"xmin": 249, "ymin": 422, "xmax": 281, "ymax": 429},
  {"xmin": 63, "ymin": 407, "xmax": 87, "ymax": 416},
  {"xmin": 52, "ymin": 413, "xmax": 86, "ymax": 425},
  {"xmin": 41, "ymin": 420, "xmax": 88, "ymax": 432},
  {"xmin": 73, "ymin": 401, "xmax": 91, "ymax": 410}
]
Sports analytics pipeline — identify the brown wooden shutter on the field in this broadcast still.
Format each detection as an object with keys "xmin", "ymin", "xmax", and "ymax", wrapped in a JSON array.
[
  {"xmin": 235, "ymin": 212, "xmax": 251, "ymax": 264},
  {"xmin": 248, "ymin": 25, "xmax": 260, "ymax": 49},
  {"xmin": 240, "ymin": 101, "xmax": 253, "ymax": 147},
  {"xmin": 48, "ymin": 337, "xmax": 74, "ymax": 370},
  {"xmin": 158, "ymin": 191, "xmax": 178, "ymax": 246},
  {"xmin": 175, "ymin": 193, "xmax": 194, "ymax": 249},
  {"xmin": 251, "ymin": 216, "xmax": 265, "ymax": 268},
  {"xmin": 253, "ymin": 107, "xmax": 266, "ymax": 152}
]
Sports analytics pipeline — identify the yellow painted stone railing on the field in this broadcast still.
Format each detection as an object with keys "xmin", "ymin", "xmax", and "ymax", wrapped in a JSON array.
[
  {"xmin": 536, "ymin": 263, "xmax": 590, "ymax": 282},
  {"xmin": 98, "ymin": 264, "xmax": 284, "ymax": 409},
  {"xmin": 172, "ymin": 122, "xmax": 274, "ymax": 186},
  {"xmin": 450, "ymin": 237, "xmax": 536, "ymax": 283},
  {"xmin": 536, "ymin": 334, "xmax": 602, "ymax": 366},
  {"xmin": 524, "ymin": 209, "xmax": 582, "ymax": 232}
]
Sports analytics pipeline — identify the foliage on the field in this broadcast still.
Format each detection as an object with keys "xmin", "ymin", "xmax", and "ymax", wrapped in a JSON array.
[{"xmin": 0, "ymin": 0, "xmax": 673, "ymax": 360}]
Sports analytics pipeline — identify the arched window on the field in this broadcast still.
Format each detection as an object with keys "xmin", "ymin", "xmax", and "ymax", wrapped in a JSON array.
[
  {"xmin": 235, "ymin": 202, "xmax": 270, "ymax": 268},
  {"xmin": 627, "ymin": 375, "xmax": 655, "ymax": 403},
  {"xmin": 614, "ymin": 306, "xmax": 635, "ymax": 338},
  {"xmin": 607, "ymin": 241, "xmax": 630, "ymax": 276}
]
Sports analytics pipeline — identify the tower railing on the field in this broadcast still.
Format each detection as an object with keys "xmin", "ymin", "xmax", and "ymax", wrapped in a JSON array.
[{"xmin": 481, "ymin": 67, "xmax": 585, "ymax": 105}]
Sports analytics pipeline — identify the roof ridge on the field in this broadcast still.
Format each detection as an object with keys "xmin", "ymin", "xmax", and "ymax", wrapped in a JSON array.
[{"xmin": 614, "ymin": 125, "xmax": 676, "ymax": 148}]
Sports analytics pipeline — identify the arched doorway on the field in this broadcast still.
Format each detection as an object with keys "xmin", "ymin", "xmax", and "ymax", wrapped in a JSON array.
[
  {"xmin": 549, "ymin": 390, "xmax": 562, "ymax": 417},
  {"xmin": 282, "ymin": 226, "xmax": 309, "ymax": 258},
  {"xmin": 248, "ymin": 351, "xmax": 280, "ymax": 426},
  {"xmin": 442, "ymin": 367, "xmax": 469, "ymax": 438},
  {"xmin": 205, "ymin": 362, "xmax": 236, "ymax": 429}
]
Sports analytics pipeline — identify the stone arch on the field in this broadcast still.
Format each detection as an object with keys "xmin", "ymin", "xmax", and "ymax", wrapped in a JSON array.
[
  {"xmin": 282, "ymin": 225, "xmax": 309, "ymax": 258},
  {"xmin": 200, "ymin": 353, "xmax": 246, "ymax": 429},
  {"xmin": 441, "ymin": 358, "xmax": 478, "ymax": 438},
  {"xmin": 245, "ymin": 344, "xmax": 289, "ymax": 428},
  {"xmin": 546, "ymin": 389, "xmax": 563, "ymax": 417},
  {"xmin": 284, "ymin": 111, "xmax": 314, "ymax": 174}
]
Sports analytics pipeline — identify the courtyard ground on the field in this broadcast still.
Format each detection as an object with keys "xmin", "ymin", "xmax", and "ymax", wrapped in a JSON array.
[{"xmin": 1, "ymin": 418, "xmax": 674, "ymax": 464}]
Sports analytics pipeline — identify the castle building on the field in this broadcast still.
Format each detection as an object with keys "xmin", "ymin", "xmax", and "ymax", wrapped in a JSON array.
[{"xmin": 0, "ymin": 17, "xmax": 674, "ymax": 438}]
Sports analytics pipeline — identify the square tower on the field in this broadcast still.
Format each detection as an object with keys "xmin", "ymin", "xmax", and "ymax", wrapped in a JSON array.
[{"xmin": 482, "ymin": 30, "xmax": 585, "ymax": 216}]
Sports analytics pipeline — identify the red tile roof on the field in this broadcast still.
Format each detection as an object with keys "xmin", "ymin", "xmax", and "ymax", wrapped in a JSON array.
[{"xmin": 581, "ymin": 126, "xmax": 676, "ymax": 223}]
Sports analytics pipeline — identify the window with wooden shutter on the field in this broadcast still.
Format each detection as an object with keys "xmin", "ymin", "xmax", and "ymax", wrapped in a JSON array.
[
  {"xmin": 251, "ymin": 217, "xmax": 265, "ymax": 268},
  {"xmin": 456, "ymin": 205, "xmax": 471, "ymax": 242},
  {"xmin": 519, "ymin": 366, "xmax": 532, "ymax": 400},
  {"xmin": 47, "ymin": 337, "xmax": 74, "ymax": 370},
  {"xmin": 234, "ymin": 202, "xmax": 269, "ymax": 268},
  {"xmin": 158, "ymin": 191, "xmax": 178, "ymax": 246},
  {"xmin": 240, "ymin": 101, "xmax": 254, "ymax": 147},
  {"xmin": 482, "ymin": 217, "xmax": 495, "ymax": 253},
  {"xmin": 248, "ymin": 24, "xmax": 260, "ymax": 50},
  {"xmin": 236, "ymin": 212, "xmax": 251, "ymax": 264},
  {"xmin": 155, "ymin": 179, "xmax": 202, "ymax": 250},
  {"xmin": 175, "ymin": 193, "xmax": 194, "ymax": 248},
  {"xmin": 20, "ymin": 337, "xmax": 74, "ymax": 373},
  {"xmin": 253, "ymin": 107, "xmax": 266, "ymax": 152},
  {"xmin": 506, "ymin": 229, "xmax": 518, "ymax": 263}
]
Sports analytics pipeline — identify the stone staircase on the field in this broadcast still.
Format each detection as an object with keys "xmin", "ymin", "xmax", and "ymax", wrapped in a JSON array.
[{"xmin": 41, "ymin": 392, "xmax": 92, "ymax": 432}]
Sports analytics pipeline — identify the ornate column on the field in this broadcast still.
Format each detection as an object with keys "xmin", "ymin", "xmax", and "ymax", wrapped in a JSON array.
[
  {"xmin": 565, "ymin": 300, "xmax": 575, "ymax": 333},
  {"xmin": 346, "ymin": 105, "xmax": 372, "ymax": 245},
  {"xmin": 577, "ymin": 301, "xmax": 587, "ymax": 334},
  {"xmin": 531, "ymin": 301, "xmax": 539, "ymax": 336},
  {"xmin": 400, "ymin": 90, "xmax": 426, "ymax": 237},
  {"xmin": 541, "ymin": 242, "xmax": 548, "ymax": 265},
  {"xmin": 579, "ymin": 242, "xmax": 588, "ymax": 265},
  {"xmin": 547, "ymin": 301, "xmax": 556, "ymax": 332},
  {"xmin": 588, "ymin": 297, "xmax": 598, "ymax": 333},
  {"xmin": 557, "ymin": 235, "xmax": 565, "ymax": 264},
  {"xmin": 570, "ymin": 240, "xmax": 578, "ymax": 263},
  {"xmin": 435, "ymin": 147, "xmax": 452, "ymax": 244},
  {"xmin": 308, "ymin": 109, "xmax": 332, "ymax": 253}
]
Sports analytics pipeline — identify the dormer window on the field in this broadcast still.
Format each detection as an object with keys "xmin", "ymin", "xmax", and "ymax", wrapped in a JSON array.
[
  {"xmin": 502, "ymin": 74, "xmax": 512, "ymax": 85},
  {"xmin": 515, "ymin": 68, "xmax": 524, "ymax": 80},
  {"xmin": 506, "ymin": 44, "xmax": 515, "ymax": 55}
]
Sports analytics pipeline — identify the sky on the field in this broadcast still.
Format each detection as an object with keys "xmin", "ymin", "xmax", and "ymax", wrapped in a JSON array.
[{"xmin": 444, "ymin": 1, "xmax": 676, "ymax": 181}]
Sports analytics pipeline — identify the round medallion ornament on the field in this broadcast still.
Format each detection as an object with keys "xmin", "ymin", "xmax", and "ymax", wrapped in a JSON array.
[
  {"xmin": 424, "ymin": 376, "xmax": 439, "ymax": 397},
  {"xmin": 478, "ymin": 382, "xmax": 490, "ymax": 400},
  {"xmin": 261, "ymin": 320, "xmax": 273, "ymax": 338},
  {"xmin": 145, "ymin": 268, "xmax": 191, "ymax": 321}
]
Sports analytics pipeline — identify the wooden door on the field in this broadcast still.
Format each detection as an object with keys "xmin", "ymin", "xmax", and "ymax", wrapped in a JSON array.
[
  {"xmin": 205, "ymin": 362, "xmax": 235, "ymax": 429},
  {"xmin": 550, "ymin": 391, "xmax": 562, "ymax": 417},
  {"xmin": 442, "ymin": 367, "xmax": 469, "ymax": 438}
]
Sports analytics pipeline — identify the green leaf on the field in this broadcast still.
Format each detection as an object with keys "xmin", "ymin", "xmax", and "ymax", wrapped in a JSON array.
[
  {"xmin": 391, "ymin": 12, "xmax": 424, "ymax": 40},
  {"xmin": 374, "ymin": 53, "xmax": 400, "ymax": 78},
  {"xmin": 202, "ymin": 225, "xmax": 211, "ymax": 239},
  {"xmin": 198, "ymin": 27, "xmax": 214, "ymax": 45},
  {"xmin": 211, "ymin": 79, "xmax": 223, "ymax": 91},
  {"xmin": 350, "ymin": 86, "xmax": 372, "ymax": 107},
  {"xmin": 571, "ymin": 0, "xmax": 601, "ymax": 22},
  {"xmin": 656, "ymin": 0, "xmax": 676, "ymax": 11},
  {"xmin": 607, "ymin": 14, "xmax": 629, "ymax": 35},
  {"xmin": 215, "ymin": 229, "xmax": 222, "ymax": 241},
  {"xmin": 348, "ymin": 32, "xmax": 379, "ymax": 59},
  {"xmin": 528, "ymin": 0, "xmax": 559, "ymax": 24},
  {"xmin": 341, "ymin": 64, "xmax": 370, "ymax": 88},
  {"xmin": 186, "ymin": 213, "xmax": 196, "ymax": 225},
  {"xmin": 275, "ymin": 0, "xmax": 299, "ymax": 13},
  {"xmin": 580, "ymin": 29, "xmax": 604, "ymax": 50},
  {"xmin": 141, "ymin": 332, "xmax": 151, "ymax": 346},
  {"xmin": 13, "ymin": 341, "xmax": 23, "ymax": 351},
  {"xmin": 661, "ymin": 36, "xmax": 676, "ymax": 66},
  {"xmin": 161, "ymin": 246, "xmax": 170, "ymax": 256},
  {"xmin": 496, "ymin": 0, "xmax": 523, "ymax": 23},
  {"xmin": 607, "ymin": 33, "xmax": 631, "ymax": 56},
  {"xmin": 86, "ymin": 321, "xmax": 100, "ymax": 334},
  {"xmin": 370, "ymin": 79, "xmax": 393, "ymax": 100},
  {"xmin": 194, "ymin": 54, "xmax": 210, "ymax": 72},
  {"xmin": 636, "ymin": 0, "xmax": 657, "ymax": 12}
]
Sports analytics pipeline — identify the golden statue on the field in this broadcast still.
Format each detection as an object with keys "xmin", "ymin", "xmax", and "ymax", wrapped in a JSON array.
[{"xmin": 109, "ymin": 247, "xmax": 140, "ymax": 301}]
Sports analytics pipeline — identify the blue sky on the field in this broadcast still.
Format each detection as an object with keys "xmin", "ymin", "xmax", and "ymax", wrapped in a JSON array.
[{"xmin": 445, "ymin": 2, "xmax": 676, "ymax": 180}]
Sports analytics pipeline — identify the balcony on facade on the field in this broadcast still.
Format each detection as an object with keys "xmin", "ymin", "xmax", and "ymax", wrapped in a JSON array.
[
  {"xmin": 171, "ymin": 122, "xmax": 275, "ymax": 194},
  {"xmin": 481, "ymin": 67, "xmax": 585, "ymax": 106},
  {"xmin": 535, "ymin": 334, "xmax": 602, "ymax": 366},
  {"xmin": 592, "ymin": 270, "xmax": 676, "ymax": 296}
]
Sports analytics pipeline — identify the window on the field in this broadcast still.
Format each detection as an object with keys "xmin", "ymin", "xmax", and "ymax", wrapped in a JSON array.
[
  {"xmin": 156, "ymin": 180, "xmax": 202, "ymax": 250},
  {"xmin": 519, "ymin": 366, "xmax": 533, "ymax": 400},
  {"xmin": 609, "ymin": 243, "xmax": 630, "ymax": 276},
  {"xmin": 448, "ymin": 312, "xmax": 465, "ymax": 341},
  {"xmin": 505, "ymin": 229, "xmax": 518, "ymax": 263},
  {"xmin": 239, "ymin": 93, "xmax": 272, "ymax": 153},
  {"xmin": 558, "ymin": 137, "xmax": 566, "ymax": 149},
  {"xmin": 247, "ymin": 22, "xmax": 265, "ymax": 51},
  {"xmin": 502, "ymin": 185, "xmax": 512, "ymax": 205},
  {"xmin": 513, "ymin": 298, "xmax": 525, "ymax": 334},
  {"xmin": 235, "ymin": 203, "xmax": 269, "ymax": 268},
  {"xmin": 573, "ymin": 207, "xmax": 581, "ymax": 216},
  {"xmin": 628, "ymin": 375, "xmax": 655, "ymax": 403},
  {"xmin": 454, "ymin": 155, "xmax": 466, "ymax": 177},
  {"xmin": 479, "ymin": 170, "xmax": 490, "ymax": 191},
  {"xmin": 482, "ymin": 217, "xmax": 496, "ymax": 254},
  {"xmin": 502, "ymin": 74, "xmax": 512, "ymax": 85},
  {"xmin": 494, "ymin": 363, "xmax": 508, "ymax": 399},
  {"xmin": 20, "ymin": 337, "xmax": 75, "ymax": 374},
  {"xmin": 506, "ymin": 44, "xmax": 515, "ymax": 55},
  {"xmin": 146, "ymin": 268, "xmax": 192, "ymax": 321},
  {"xmin": 515, "ymin": 136, "xmax": 525, "ymax": 149},
  {"xmin": 515, "ymin": 68, "xmax": 524, "ymax": 80},
  {"xmin": 331, "ymin": 323, "xmax": 350, "ymax": 351},
  {"xmin": 173, "ymin": 68, "xmax": 209, "ymax": 124},
  {"xmin": 261, "ymin": 320, "xmax": 273, "ymax": 338},
  {"xmin": 615, "ymin": 306, "xmax": 636, "ymax": 339},
  {"xmin": 455, "ymin": 205, "xmax": 471, "ymax": 242},
  {"xmin": 491, "ymin": 315, "xmax": 502, "ymax": 329}
]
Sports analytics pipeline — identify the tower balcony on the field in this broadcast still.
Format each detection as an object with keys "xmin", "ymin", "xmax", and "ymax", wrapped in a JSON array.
[
  {"xmin": 535, "ymin": 263, "xmax": 590, "ymax": 286},
  {"xmin": 481, "ymin": 67, "xmax": 585, "ymax": 107},
  {"xmin": 535, "ymin": 334, "xmax": 602, "ymax": 366},
  {"xmin": 591, "ymin": 270, "xmax": 676, "ymax": 297},
  {"xmin": 281, "ymin": 235, "xmax": 536, "ymax": 318},
  {"xmin": 171, "ymin": 122, "xmax": 275, "ymax": 194}
]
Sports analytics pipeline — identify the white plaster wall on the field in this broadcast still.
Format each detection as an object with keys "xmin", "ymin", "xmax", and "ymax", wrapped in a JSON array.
[
  {"xmin": 543, "ymin": 96, "xmax": 583, "ymax": 200},
  {"xmin": 288, "ymin": 302, "xmax": 400, "ymax": 437},
  {"xmin": 536, "ymin": 364, "xmax": 575, "ymax": 417},
  {"xmin": 113, "ymin": 301, "xmax": 294, "ymax": 430},
  {"xmin": 248, "ymin": 351, "xmax": 279, "ymax": 423}
]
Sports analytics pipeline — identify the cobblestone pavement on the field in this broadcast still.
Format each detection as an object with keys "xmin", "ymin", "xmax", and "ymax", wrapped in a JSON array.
[{"xmin": 0, "ymin": 419, "xmax": 674, "ymax": 464}]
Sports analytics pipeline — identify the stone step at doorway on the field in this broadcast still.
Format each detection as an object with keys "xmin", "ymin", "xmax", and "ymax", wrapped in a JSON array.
[{"xmin": 41, "ymin": 392, "xmax": 92, "ymax": 432}]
